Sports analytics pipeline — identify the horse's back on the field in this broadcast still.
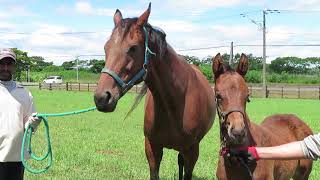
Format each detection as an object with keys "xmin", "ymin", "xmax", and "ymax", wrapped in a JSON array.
[
  {"xmin": 261, "ymin": 114, "xmax": 313, "ymax": 180},
  {"xmin": 261, "ymin": 114, "xmax": 313, "ymax": 141}
]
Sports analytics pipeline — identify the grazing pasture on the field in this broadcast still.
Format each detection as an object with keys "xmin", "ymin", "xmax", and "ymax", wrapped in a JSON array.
[{"xmin": 25, "ymin": 89, "xmax": 319, "ymax": 180}]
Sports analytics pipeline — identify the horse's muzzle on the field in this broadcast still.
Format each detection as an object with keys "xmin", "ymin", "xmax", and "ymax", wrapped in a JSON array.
[{"xmin": 94, "ymin": 91, "xmax": 118, "ymax": 112}]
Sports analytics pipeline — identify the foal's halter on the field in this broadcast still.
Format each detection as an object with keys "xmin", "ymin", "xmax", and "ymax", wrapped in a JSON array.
[
  {"xmin": 101, "ymin": 26, "xmax": 155, "ymax": 96},
  {"xmin": 215, "ymin": 96, "xmax": 246, "ymax": 147}
]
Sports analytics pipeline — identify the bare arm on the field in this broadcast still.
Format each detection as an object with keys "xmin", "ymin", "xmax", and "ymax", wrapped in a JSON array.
[
  {"xmin": 256, "ymin": 141, "xmax": 305, "ymax": 160},
  {"xmin": 256, "ymin": 134, "xmax": 320, "ymax": 160}
]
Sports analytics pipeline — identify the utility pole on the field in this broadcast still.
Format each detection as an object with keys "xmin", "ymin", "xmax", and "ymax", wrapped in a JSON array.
[
  {"xmin": 229, "ymin": 41, "xmax": 233, "ymax": 67},
  {"xmin": 27, "ymin": 65, "xmax": 30, "ymax": 82},
  {"xmin": 262, "ymin": 9, "xmax": 280, "ymax": 98},
  {"xmin": 262, "ymin": 10, "xmax": 267, "ymax": 98},
  {"xmin": 76, "ymin": 56, "xmax": 79, "ymax": 82}
]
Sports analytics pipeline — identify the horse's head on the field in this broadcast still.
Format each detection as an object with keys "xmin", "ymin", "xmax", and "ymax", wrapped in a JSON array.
[
  {"xmin": 212, "ymin": 53, "xmax": 250, "ymax": 146},
  {"xmin": 94, "ymin": 3, "xmax": 166, "ymax": 112}
]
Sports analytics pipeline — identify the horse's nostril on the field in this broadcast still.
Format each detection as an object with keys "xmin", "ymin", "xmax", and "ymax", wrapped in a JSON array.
[{"xmin": 105, "ymin": 91, "xmax": 111, "ymax": 100}]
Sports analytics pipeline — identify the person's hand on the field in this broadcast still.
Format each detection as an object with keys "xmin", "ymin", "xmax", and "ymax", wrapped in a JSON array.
[
  {"xmin": 25, "ymin": 113, "xmax": 42, "ymax": 133},
  {"xmin": 221, "ymin": 146, "xmax": 260, "ymax": 163},
  {"xmin": 230, "ymin": 146, "xmax": 260, "ymax": 163}
]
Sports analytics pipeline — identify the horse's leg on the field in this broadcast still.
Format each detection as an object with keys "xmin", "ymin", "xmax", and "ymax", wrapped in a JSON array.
[
  {"xmin": 178, "ymin": 153, "xmax": 184, "ymax": 180},
  {"xmin": 183, "ymin": 143, "xmax": 199, "ymax": 180},
  {"xmin": 145, "ymin": 137, "xmax": 163, "ymax": 180}
]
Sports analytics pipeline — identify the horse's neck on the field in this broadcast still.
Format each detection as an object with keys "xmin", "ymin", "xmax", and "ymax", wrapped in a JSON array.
[{"xmin": 145, "ymin": 45, "xmax": 191, "ymax": 111}]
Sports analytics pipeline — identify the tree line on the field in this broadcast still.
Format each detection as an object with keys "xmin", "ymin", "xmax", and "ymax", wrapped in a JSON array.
[{"xmin": 12, "ymin": 48, "xmax": 320, "ymax": 83}]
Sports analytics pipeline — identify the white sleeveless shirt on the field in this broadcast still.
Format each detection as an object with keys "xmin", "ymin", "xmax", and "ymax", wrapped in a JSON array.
[{"xmin": 0, "ymin": 81, "xmax": 35, "ymax": 162}]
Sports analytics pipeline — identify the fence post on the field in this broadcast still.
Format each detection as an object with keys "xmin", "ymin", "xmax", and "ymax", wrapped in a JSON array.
[
  {"xmin": 88, "ymin": 83, "xmax": 90, "ymax": 91},
  {"xmin": 281, "ymin": 87, "xmax": 283, "ymax": 98},
  {"xmin": 49, "ymin": 83, "xmax": 52, "ymax": 91},
  {"xmin": 266, "ymin": 85, "xmax": 269, "ymax": 98},
  {"xmin": 39, "ymin": 83, "xmax": 42, "ymax": 90},
  {"xmin": 298, "ymin": 87, "xmax": 300, "ymax": 99},
  {"xmin": 318, "ymin": 86, "xmax": 320, "ymax": 100},
  {"xmin": 78, "ymin": 83, "xmax": 80, "ymax": 91},
  {"xmin": 66, "ymin": 82, "xmax": 68, "ymax": 91}
]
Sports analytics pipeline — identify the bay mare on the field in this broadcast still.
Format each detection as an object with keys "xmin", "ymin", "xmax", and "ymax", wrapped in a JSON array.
[{"xmin": 94, "ymin": 3, "xmax": 216, "ymax": 180}]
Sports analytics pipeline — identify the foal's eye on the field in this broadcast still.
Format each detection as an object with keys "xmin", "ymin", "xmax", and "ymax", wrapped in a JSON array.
[
  {"xmin": 246, "ymin": 95, "xmax": 251, "ymax": 103},
  {"xmin": 216, "ymin": 94, "xmax": 223, "ymax": 103},
  {"xmin": 128, "ymin": 45, "xmax": 137, "ymax": 54}
]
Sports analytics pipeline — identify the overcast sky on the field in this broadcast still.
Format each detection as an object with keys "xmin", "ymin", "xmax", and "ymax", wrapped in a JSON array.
[{"xmin": 0, "ymin": 0, "xmax": 319, "ymax": 64}]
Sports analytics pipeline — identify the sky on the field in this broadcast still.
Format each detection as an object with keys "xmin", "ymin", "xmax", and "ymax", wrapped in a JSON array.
[{"xmin": 0, "ymin": 0, "xmax": 319, "ymax": 65}]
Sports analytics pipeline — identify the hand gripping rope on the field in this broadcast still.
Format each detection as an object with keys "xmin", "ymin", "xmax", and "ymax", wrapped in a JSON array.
[{"xmin": 21, "ymin": 107, "xmax": 96, "ymax": 174}]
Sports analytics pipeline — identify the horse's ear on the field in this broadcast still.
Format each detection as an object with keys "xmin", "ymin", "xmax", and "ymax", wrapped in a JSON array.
[
  {"xmin": 137, "ymin": 2, "xmax": 151, "ymax": 26},
  {"xmin": 236, "ymin": 53, "xmax": 249, "ymax": 76},
  {"xmin": 212, "ymin": 53, "xmax": 225, "ymax": 80},
  {"xmin": 114, "ymin": 9, "xmax": 123, "ymax": 26}
]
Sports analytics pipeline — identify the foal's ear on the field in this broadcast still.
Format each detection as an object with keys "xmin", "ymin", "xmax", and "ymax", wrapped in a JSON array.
[
  {"xmin": 237, "ymin": 53, "xmax": 249, "ymax": 76},
  {"xmin": 114, "ymin": 9, "xmax": 123, "ymax": 26},
  {"xmin": 137, "ymin": 2, "xmax": 151, "ymax": 26},
  {"xmin": 212, "ymin": 53, "xmax": 225, "ymax": 80}
]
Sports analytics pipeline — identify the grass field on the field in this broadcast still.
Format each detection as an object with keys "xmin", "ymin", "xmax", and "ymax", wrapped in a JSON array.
[{"xmin": 25, "ymin": 89, "xmax": 319, "ymax": 180}]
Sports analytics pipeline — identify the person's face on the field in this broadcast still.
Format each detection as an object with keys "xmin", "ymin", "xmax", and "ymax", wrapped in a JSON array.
[{"xmin": 0, "ymin": 58, "xmax": 16, "ymax": 81}]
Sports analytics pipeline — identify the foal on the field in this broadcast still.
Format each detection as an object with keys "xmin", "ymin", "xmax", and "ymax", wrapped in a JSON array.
[{"xmin": 212, "ymin": 53, "xmax": 313, "ymax": 180}]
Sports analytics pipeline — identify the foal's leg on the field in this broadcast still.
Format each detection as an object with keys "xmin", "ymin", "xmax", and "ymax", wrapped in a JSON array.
[
  {"xmin": 183, "ymin": 143, "xmax": 199, "ymax": 180},
  {"xmin": 293, "ymin": 159, "xmax": 312, "ymax": 180},
  {"xmin": 145, "ymin": 137, "xmax": 163, "ymax": 180},
  {"xmin": 178, "ymin": 153, "xmax": 184, "ymax": 180}
]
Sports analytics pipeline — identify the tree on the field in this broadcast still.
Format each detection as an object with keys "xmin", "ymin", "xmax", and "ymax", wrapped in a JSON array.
[
  {"xmin": 12, "ymin": 48, "xmax": 30, "ymax": 81},
  {"xmin": 268, "ymin": 57, "xmax": 318, "ymax": 74},
  {"xmin": 182, "ymin": 55, "xmax": 201, "ymax": 66},
  {"xmin": 29, "ymin": 56, "xmax": 53, "ymax": 71},
  {"xmin": 89, "ymin": 59, "xmax": 105, "ymax": 73},
  {"xmin": 61, "ymin": 61, "xmax": 76, "ymax": 70}
]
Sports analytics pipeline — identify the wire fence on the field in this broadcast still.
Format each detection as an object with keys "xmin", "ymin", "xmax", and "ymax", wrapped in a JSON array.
[{"xmin": 19, "ymin": 82, "xmax": 320, "ymax": 100}]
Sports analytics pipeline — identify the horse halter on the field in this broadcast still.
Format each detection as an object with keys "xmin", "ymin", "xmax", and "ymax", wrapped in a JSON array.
[
  {"xmin": 100, "ymin": 26, "xmax": 156, "ymax": 97},
  {"xmin": 216, "ymin": 98, "xmax": 246, "ymax": 125}
]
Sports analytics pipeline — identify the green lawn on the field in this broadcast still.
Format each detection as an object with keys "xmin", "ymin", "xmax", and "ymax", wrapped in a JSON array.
[{"xmin": 25, "ymin": 89, "xmax": 319, "ymax": 180}]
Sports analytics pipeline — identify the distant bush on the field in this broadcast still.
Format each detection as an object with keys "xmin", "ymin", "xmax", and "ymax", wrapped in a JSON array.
[{"xmin": 245, "ymin": 70, "xmax": 261, "ymax": 83}]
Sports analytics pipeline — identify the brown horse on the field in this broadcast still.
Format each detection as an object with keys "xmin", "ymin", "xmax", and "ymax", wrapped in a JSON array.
[
  {"xmin": 212, "ymin": 53, "xmax": 313, "ymax": 180},
  {"xmin": 94, "ymin": 3, "xmax": 216, "ymax": 180}
]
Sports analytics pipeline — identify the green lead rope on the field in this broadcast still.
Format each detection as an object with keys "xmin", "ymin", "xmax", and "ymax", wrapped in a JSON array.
[{"xmin": 21, "ymin": 106, "xmax": 97, "ymax": 174}]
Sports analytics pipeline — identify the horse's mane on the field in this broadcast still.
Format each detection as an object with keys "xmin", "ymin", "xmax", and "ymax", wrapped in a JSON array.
[
  {"xmin": 115, "ymin": 18, "xmax": 167, "ymax": 60},
  {"xmin": 122, "ymin": 18, "xmax": 167, "ymax": 119}
]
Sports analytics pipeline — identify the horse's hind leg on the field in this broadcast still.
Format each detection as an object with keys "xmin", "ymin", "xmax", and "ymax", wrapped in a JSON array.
[
  {"xmin": 293, "ymin": 159, "xmax": 313, "ymax": 180},
  {"xmin": 178, "ymin": 153, "xmax": 184, "ymax": 180},
  {"xmin": 182, "ymin": 143, "xmax": 199, "ymax": 180},
  {"xmin": 145, "ymin": 137, "xmax": 163, "ymax": 180}
]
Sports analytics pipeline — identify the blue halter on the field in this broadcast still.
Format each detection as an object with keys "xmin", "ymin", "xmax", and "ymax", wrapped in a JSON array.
[{"xmin": 101, "ymin": 26, "xmax": 155, "ymax": 96}]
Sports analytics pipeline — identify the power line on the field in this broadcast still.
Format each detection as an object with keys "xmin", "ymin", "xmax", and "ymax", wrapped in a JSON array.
[
  {"xmin": 177, "ymin": 45, "xmax": 229, "ymax": 51},
  {"xmin": 0, "ymin": 31, "xmax": 111, "ymax": 35},
  {"xmin": 176, "ymin": 44, "xmax": 320, "ymax": 52},
  {"xmin": 277, "ymin": 9, "xmax": 320, "ymax": 13}
]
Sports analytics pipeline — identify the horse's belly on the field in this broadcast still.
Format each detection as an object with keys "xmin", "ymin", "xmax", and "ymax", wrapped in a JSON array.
[{"xmin": 148, "ymin": 129, "xmax": 196, "ymax": 151}]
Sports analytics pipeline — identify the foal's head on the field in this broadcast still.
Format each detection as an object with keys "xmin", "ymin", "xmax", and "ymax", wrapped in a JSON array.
[{"xmin": 212, "ymin": 53, "xmax": 250, "ymax": 146}]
